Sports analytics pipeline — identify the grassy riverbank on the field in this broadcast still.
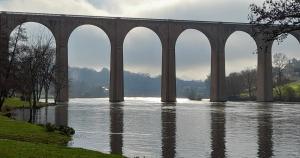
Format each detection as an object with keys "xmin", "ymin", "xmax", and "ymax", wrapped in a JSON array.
[
  {"xmin": 2, "ymin": 97, "xmax": 48, "ymax": 111},
  {"xmin": 0, "ymin": 139, "xmax": 122, "ymax": 158},
  {"xmin": 0, "ymin": 113, "xmax": 123, "ymax": 158},
  {"xmin": 0, "ymin": 115, "xmax": 70, "ymax": 145}
]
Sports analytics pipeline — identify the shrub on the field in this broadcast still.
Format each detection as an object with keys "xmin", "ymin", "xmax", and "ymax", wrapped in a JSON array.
[
  {"xmin": 45, "ymin": 123, "xmax": 56, "ymax": 132},
  {"xmin": 283, "ymin": 86, "xmax": 297, "ymax": 101},
  {"xmin": 44, "ymin": 123, "xmax": 75, "ymax": 136},
  {"xmin": 58, "ymin": 125, "xmax": 75, "ymax": 136}
]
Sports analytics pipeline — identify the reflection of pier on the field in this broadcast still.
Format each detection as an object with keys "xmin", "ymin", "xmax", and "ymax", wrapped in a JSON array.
[
  {"xmin": 161, "ymin": 104, "xmax": 176, "ymax": 158},
  {"xmin": 210, "ymin": 103, "xmax": 226, "ymax": 158},
  {"xmin": 12, "ymin": 105, "xmax": 68, "ymax": 126},
  {"xmin": 110, "ymin": 103, "xmax": 124, "ymax": 155},
  {"xmin": 55, "ymin": 105, "xmax": 68, "ymax": 126},
  {"xmin": 257, "ymin": 104, "xmax": 273, "ymax": 158}
]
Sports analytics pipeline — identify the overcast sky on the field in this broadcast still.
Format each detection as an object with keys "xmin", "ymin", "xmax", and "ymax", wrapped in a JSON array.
[{"xmin": 1, "ymin": 0, "xmax": 299, "ymax": 80}]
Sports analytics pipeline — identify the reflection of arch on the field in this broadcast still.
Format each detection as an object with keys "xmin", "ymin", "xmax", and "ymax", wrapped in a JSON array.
[
  {"xmin": 161, "ymin": 104, "xmax": 176, "ymax": 158},
  {"xmin": 110, "ymin": 103, "xmax": 124, "ymax": 155},
  {"xmin": 210, "ymin": 103, "xmax": 226, "ymax": 158}
]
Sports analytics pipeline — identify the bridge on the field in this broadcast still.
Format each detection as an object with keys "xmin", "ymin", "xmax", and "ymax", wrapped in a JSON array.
[{"xmin": 1, "ymin": 12, "xmax": 300, "ymax": 102}]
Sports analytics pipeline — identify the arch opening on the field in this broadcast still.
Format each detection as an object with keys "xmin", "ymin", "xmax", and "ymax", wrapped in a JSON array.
[
  {"xmin": 175, "ymin": 29, "xmax": 211, "ymax": 99},
  {"xmin": 8, "ymin": 22, "xmax": 56, "ymax": 103},
  {"xmin": 68, "ymin": 24, "xmax": 111, "ymax": 98},
  {"xmin": 225, "ymin": 31, "xmax": 257, "ymax": 100},
  {"xmin": 272, "ymin": 34, "xmax": 300, "ymax": 100},
  {"xmin": 123, "ymin": 27, "xmax": 162, "ymax": 98}
]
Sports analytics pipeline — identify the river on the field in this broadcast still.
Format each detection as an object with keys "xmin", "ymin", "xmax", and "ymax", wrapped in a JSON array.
[{"xmin": 11, "ymin": 98, "xmax": 300, "ymax": 158}]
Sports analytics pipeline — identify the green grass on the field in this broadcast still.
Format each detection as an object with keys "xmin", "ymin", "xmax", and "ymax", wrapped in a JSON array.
[
  {"xmin": 0, "ymin": 115, "xmax": 123, "ymax": 158},
  {"xmin": 2, "ymin": 97, "xmax": 47, "ymax": 111},
  {"xmin": 0, "ymin": 115, "xmax": 70, "ymax": 145},
  {"xmin": 0, "ymin": 139, "xmax": 123, "ymax": 158},
  {"xmin": 285, "ymin": 81, "xmax": 300, "ymax": 90}
]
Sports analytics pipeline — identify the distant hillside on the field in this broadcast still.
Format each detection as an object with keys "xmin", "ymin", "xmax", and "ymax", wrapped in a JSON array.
[{"xmin": 69, "ymin": 67, "xmax": 209, "ymax": 98}]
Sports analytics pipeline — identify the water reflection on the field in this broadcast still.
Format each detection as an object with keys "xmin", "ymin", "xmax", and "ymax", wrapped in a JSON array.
[
  {"xmin": 12, "ymin": 105, "xmax": 68, "ymax": 126},
  {"xmin": 110, "ymin": 103, "xmax": 124, "ymax": 155},
  {"xmin": 210, "ymin": 103, "xmax": 226, "ymax": 158},
  {"xmin": 10, "ymin": 99, "xmax": 300, "ymax": 157},
  {"xmin": 257, "ymin": 104, "xmax": 273, "ymax": 158},
  {"xmin": 161, "ymin": 103, "xmax": 176, "ymax": 158},
  {"xmin": 55, "ymin": 105, "xmax": 69, "ymax": 126}
]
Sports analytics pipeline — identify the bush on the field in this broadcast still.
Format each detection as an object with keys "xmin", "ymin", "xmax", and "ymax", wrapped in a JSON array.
[
  {"xmin": 45, "ymin": 123, "xmax": 56, "ymax": 132},
  {"xmin": 57, "ymin": 125, "xmax": 75, "ymax": 136},
  {"xmin": 282, "ymin": 86, "xmax": 297, "ymax": 101},
  {"xmin": 45, "ymin": 123, "xmax": 75, "ymax": 136}
]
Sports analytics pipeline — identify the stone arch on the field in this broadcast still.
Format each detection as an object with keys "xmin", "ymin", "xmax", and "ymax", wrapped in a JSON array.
[
  {"xmin": 9, "ymin": 22, "xmax": 57, "ymax": 51},
  {"xmin": 272, "ymin": 33, "xmax": 300, "ymax": 53},
  {"xmin": 272, "ymin": 33, "xmax": 300, "ymax": 60},
  {"xmin": 123, "ymin": 26, "xmax": 163, "ymax": 97},
  {"xmin": 122, "ymin": 25, "xmax": 163, "ymax": 47},
  {"xmin": 290, "ymin": 32, "xmax": 300, "ymax": 44},
  {"xmin": 176, "ymin": 28, "xmax": 213, "ymax": 49},
  {"xmin": 175, "ymin": 28, "xmax": 212, "ymax": 99},
  {"xmin": 225, "ymin": 30, "xmax": 258, "ymax": 99},
  {"xmin": 8, "ymin": 21, "xmax": 56, "ymax": 41},
  {"xmin": 225, "ymin": 30, "xmax": 258, "ymax": 49},
  {"xmin": 8, "ymin": 22, "xmax": 57, "ymax": 102},
  {"xmin": 68, "ymin": 24, "xmax": 111, "ymax": 67},
  {"xmin": 67, "ymin": 23, "xmax": 111, "ymax": 44},
  {"xmin": 175, "ymin": 29, "xmax": 211, "ymax": 78}
]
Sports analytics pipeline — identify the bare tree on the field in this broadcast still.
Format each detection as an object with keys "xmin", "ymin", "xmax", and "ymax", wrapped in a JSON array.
[
  {"xmin": 273, "ymin": 53, "xmax": 290, "ymax": 99},
  {"xmin": 0, "ymin": 25, "xmax": 27, "ymax": 110},
  {"xmin": 241, "ymin": 68, "xmax": 257, "ymax": 99},
  {"xmin": 226, "ymin": 72, "xmax": 244, "ymax": 98},
  {"xmin": 249, "ymin": 0, "xmax": 300, "ymax": 41}
]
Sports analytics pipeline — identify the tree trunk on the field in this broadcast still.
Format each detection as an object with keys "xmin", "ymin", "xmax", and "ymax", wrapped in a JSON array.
[
  {"xmin": 28, "ymin": 97, "xmax": 32, "ymax": 123},
  {"xmin": 0, "ymin": 98, "xmax": 5, "ymax": 111},
  {"xmin": 45, "ymin": 87, "xmax": 49, "ymax": 103}
]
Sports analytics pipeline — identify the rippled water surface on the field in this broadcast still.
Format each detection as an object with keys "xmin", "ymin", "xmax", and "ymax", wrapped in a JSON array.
[{"xmin": 12, "ymin": 98, "xmax": 300, "ymax": 158}]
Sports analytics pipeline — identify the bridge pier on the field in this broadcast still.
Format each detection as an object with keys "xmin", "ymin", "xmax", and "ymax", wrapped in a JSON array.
[
  {"xmin": 54, "ymin": 26, "xmax": 69, "ymax": 103},
  {"xmin": 210, "ymin": 40, "xmax": 226, "ymax": 102},
  {"xmin": 256, "ymin": 42, "xmax": 273, "ymax": 102},
  {"xmin": 161, "ymin": 25, "xmax": 176, "ymax": 102},
  {"xmin": 0, "ymin": 15, "xmax": 9, "ymax": 78},
  {"xmin": 109, "ymin": 21, "xmax": 124, "ymax": 102}
]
